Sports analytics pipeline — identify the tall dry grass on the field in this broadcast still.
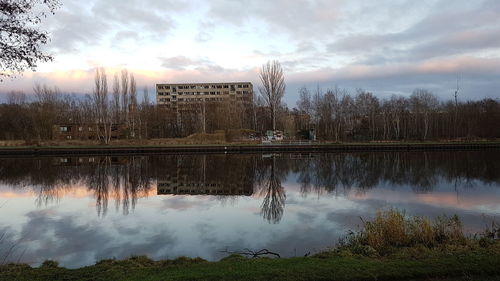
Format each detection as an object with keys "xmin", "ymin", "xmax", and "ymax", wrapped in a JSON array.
[{"xmin": 340, "ymin": 209, "xmax": 467, "ymax": 255}]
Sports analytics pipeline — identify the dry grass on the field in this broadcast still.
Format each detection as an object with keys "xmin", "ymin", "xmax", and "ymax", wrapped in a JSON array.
[
  {"xmin": 0, "ymin": 140, "xmax": 26, "ymax": 147},
  {"xmin": 340, "ymin": 209, "xmax": 468, "ymax": 255}
]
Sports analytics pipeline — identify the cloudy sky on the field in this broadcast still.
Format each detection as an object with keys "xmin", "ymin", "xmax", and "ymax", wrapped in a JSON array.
[{"xmin": 1, "ymin": 0, "xmax": 500, "ymax": 104}]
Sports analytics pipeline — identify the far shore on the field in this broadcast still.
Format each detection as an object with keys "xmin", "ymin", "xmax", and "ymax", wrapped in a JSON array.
[{"xmin": 0, "ymin": 140, "xmax": 499, "ymax": 156}]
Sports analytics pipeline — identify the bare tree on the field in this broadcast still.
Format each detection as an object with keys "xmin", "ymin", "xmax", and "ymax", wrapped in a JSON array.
[
  {"xmin": 112, "ymin": 73, "xmax": 120, "ymax": 123},
  {"xmin": 355, "ymin": 89, "xmax": 379, "ymax": 141},
  {"xmin": 92, "ymin": 67, "xmax": 111, "ymax": 144},
  {"xmin": 129, "ymin": 73, "xmax": 137, "ymax": 138},
  {"xmin": 388, "ymin": 95, "xmax": 407, "ymax": 140},
  {"xmin": 142, "ymin": 86, "xmax": 150, "ymax": 105},
  {"xmin": 411, "ymin": 89, "xmax": 438, "ymax": 140},
  {"xmin": 259, "ymin": 60, "xmax": 286, "ymax": 130},
  {"xmin": 0, "ymin": 0, "xmax": 60, "ymax": 80},
  {"xmin": 120, "ymin": 69, "xmax": 129, "ymax": 132}
]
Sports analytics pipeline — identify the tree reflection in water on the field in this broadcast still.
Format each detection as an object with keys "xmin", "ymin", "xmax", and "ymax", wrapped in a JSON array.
[
  {"xmin": 258, "ymin": 156, "xmax": 286, "ymax": 224},
  {"xmin": 0, "ymin": 151, "xmax": 499, "ymax": 221}
]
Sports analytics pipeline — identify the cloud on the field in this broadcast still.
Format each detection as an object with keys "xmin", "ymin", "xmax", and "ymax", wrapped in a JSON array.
[
  {"xmin": 159, "ymin": 56, "xmax": 213, "ymax": 70},
  {"xmin": 206, "ymin": 0, "xmax": 342, "ymax": 37},
  {"xmin": 41, "ymin": 0, "xmax": 186, "ymax": 55},
  {"xmin": 328, "ymin": 0, "xmax": 500, "ymax": 64}
]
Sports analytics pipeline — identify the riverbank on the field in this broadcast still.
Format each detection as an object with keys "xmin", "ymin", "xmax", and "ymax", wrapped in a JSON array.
[
  {"xmin": 1, "ymin": 247, "xmax": 500, "ymax": 281},
  {"xmin": 2, "ymin": 210, "xmax": 499, "ymax": 281},
  {"xmin": 0, "ymin": 141, "xmax": 499, "ymax": 156}
]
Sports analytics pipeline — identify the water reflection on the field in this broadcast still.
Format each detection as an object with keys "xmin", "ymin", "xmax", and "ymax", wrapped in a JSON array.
[
  {"xmin": 0, "ymin": 151, "xmax": 499, "ymax": 222},
  {"xmin": 0, "ymin": 151, "xmax": 499, "ymax": 267},
  {"xmin": 258, "ymin": 156, "xmax": 286, "ymax": 224}
]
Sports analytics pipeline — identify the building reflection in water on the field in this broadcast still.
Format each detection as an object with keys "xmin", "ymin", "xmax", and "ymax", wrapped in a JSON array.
[{"xmin": 155, "ymin": 154, "xmax": 286, "ymax": 223}]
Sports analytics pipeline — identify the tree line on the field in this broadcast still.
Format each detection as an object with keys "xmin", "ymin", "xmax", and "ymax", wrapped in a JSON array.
[
  {"xmin": 0, "ymin": 66, "xmax": 499, "ymax": 142},
  {"xmin": 295, "ymin": 86, "xmax": 500, "ymax": 141}
]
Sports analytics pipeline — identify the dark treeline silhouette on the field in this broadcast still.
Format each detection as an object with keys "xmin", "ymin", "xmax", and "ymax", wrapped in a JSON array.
[
  {"xmin": 1, "ymin": 76, "xmax": 500, "ymax": 142},
  {"xmin": 1, "ymin": 151, "xmax": 499, "ymax": 222},
  {"xmin": 296, "ymin": 87, "xmax": 500, "ymax": 141}
]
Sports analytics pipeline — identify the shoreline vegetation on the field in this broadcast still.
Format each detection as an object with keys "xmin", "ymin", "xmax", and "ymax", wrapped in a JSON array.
[
  {"xmin": 1, "ymin": 210, "xmax": 500, "ymax": 281},
  {"xmin": 0, "ymin": 139, "xmax": 499, "ymax": 156}
]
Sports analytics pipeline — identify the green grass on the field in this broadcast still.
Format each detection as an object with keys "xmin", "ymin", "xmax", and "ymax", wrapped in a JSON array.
[
  {"xmin": 1, "ymin": 247, "xmax": 500, "ymax": 281},
  {"xmin": 1, "ymin": 210, "xmax": 500, "ymax": 281}
]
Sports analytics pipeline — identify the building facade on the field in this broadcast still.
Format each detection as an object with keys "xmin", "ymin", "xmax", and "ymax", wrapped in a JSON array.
[
  {"xmin": 156, "ymin": 82, "xmax": 253, "ymax": 109},
  {"xmin": 52, "ymin": 124, "xmax": 126, "ymax": 140}
]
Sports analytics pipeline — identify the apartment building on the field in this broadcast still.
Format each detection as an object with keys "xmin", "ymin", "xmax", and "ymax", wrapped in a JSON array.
[{"xmin": 156, "ymin": 82, "xmax": 253, "ymax": 109}]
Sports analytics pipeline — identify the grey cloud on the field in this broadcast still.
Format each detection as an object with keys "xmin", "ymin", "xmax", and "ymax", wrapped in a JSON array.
[
  {"xmin": 328, "ymin": 0, "xmax": 500, "ymax": 63},
  {"xmin": 284, "ymin": 57, "xmax": 500, "ymax": 104},
  {"xmin": 91, "ymin": 0, "xmax": 175, "ymax": 37},
  {"xmin": 43, "ymin": 3, "xmax": 110, "ymax": 53},
  {"xmin": 113, "ymin": 31, "xmax": 141, "ymax": 42},
  {"xmin": 159, "ymin": 56, "xmax": 214, "ymax": 70},
  {"xmin": 195, "ymin": 20, "xmax": 216, "ymax": 43},
  {"xmin": 195, "ymin": 31, "xmax": 212, "ymax": 42},
  {"xmin": 206, "ymin": 0, "xmax": 342, "ymax": 38},
  {"xmin": 43, "ymin": 0, "xmax": 185, "ymax": 54}
]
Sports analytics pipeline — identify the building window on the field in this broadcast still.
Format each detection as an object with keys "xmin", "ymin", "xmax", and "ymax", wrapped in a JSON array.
[
  {"xmin": 78, "ymin": 126, "xmax": 83, "ymax": 132},
  {"xmin": 60, "ymin": 126, "xmax": 69, "ymax": 132}
]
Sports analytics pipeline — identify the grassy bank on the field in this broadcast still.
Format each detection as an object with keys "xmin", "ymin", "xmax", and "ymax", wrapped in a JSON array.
[
  {"xmin": 1, "ymin": 138, "xmax": 499, "ymax": 149},
  {"xmin": 0, "ymin": 141, "xmax": 499, "ymax": 156},
  {"xmin": 1, "ymin": 210, "xmax": 500, "ymax": 281}
]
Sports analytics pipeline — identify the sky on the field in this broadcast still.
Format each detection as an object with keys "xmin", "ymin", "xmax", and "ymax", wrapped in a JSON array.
[{"xmin": 1, "ymin": 0, "xmax": 500, "ymax": 105}]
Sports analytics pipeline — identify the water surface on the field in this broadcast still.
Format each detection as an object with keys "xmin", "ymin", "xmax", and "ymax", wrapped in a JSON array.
[{"xmin": 0, "ymin": 151, "xmax": 499, "ymax": 268}]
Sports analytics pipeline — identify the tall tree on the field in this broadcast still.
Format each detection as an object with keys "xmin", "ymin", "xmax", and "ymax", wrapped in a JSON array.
[
  {"xmin": 129, "ymin": 73, "xmax": 137, "ymax": 138},
  {"xmin": 0, "ymin": 0, "xmax": 60, "ymax": 80},
  {"xmin": 112, "ymin": 72, "xmax": 120, "ymax": 123},
  {"xmin": 120, "ymin": 69, "xmax": 129, "ymax": 130},
  {"xmin": 93, "ymin": 67, "xmax": 111, "ymax": 144},
  {"xmin": 411, "ymin": 89, "xmax": 438, "ymax": 140},
  {"xmin": 259, "ymin": 60, "xmax": 286, "ymax": 131},
  {"xmin": 355, "ymin": 89, "xmax": 379, "ymax": 140}
]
